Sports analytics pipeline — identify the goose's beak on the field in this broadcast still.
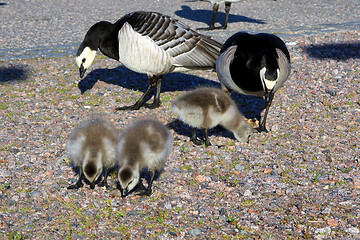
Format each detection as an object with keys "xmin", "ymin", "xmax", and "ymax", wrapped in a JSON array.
[
  {"xmin": 79, "ymin": 64, "xmax": 86, "ymax": 78},
  {"xmin": 264, "ymin": 90, "xmax": 272, "ymax": 103}
]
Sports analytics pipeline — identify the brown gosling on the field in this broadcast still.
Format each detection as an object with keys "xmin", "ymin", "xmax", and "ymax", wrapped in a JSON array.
[
  {"xmin": 172, "ymin": 87, "xmax": 253, "ymax": 146},
  {"xmin": 116, "ymin": 118, "xmax": 173, "ymax": 197},
  {"xmin": 67, "ymin": 117, "xmax": 118, "ymax": 190}
]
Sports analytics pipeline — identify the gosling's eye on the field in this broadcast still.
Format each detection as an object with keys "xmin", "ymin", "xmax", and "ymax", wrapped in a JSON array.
[{"xmin": 82, "ymin": 58, "xmax": 86, "ymax": 63}]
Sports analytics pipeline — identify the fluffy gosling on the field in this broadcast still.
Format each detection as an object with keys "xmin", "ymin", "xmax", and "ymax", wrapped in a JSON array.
[
  {"xmin": 172, "ymin": 87, "xmax": 253, "ymax": 146},
  {"xmin": 67, "ymin": 117, "xmax": 118, "ymax": 190},
  {"xmin": 116, "ymin": 119, "xmax": 173, "ymax": 197}
]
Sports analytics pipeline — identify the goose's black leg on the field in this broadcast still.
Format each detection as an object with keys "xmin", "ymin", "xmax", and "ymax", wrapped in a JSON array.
[
  {"xmin": 191, "ymin": 128, "xmax": 204, "ymax": 145},
  {"xmin": 256, "ymin": 92, "xmax": 274, "ymax": 132},
  {"xmin": 115, "ymin": 75, "xmax": 161, "ymax": 110},
  {"xmin": 98, "ymin": 168, "xmax": 111, "ymax": 189},
  {"xmin": 68, "ymin": 169, "xmax": 84, "ymax": 189},
  {"xmin": 203, "ymin": 128, "xmax": 211, "ymax": 146},
  {"xmin": 138, "ymin": 171, "xmax": 157, "ymax": 196},
  {"xmin": 147, "ymin": 77, "xmax": 162, "ymax": 109},
  {"xmin": 222, "ymin": 2, "xmax": 231, "ymax": 29},
  {"xmin": 210, "ymin": 3, "xmax": 219, "ymax": 29}
]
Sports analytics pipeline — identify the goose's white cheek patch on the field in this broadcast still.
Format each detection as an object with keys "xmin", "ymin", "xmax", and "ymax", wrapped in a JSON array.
[{"xmin": 76, "ymin": 47, "xmax": 97, "ymax": 69}]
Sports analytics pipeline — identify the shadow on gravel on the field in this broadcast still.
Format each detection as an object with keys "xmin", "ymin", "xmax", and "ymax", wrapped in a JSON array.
[
  {"xmin": 79, "ymin": 65, "xmax": 265, "ymax": 122},
  {"xmin": 304, "ymin": 43, "xmax": 360, "ymax": 60},
  {"xmin": 0, "ymin": 66, "xmax": 28, "ymax": 83},
  {"xmin": 0, "ymin": 3, "xmax": 7, "ymax": 6},
  {"xmin": 175, "ymin": 5, "xmax": 266, "ymax": 28},
  {"xmin": 167, "ymin": 119, "xmax": 237, "ymax": 144},
  {"xmin": 78, "ymin": 66, "xmax": 220, "ymax": 94}
]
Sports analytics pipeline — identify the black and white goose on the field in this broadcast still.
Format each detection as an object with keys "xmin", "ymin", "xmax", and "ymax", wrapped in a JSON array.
[
  {"xmin": 216, "ymin": 32, "xmax": 291, "ymax": 132},
  {"xmin": 76, "ymin": 11, "xmax": 223, "ymax": 110},
  {"xmin": 203, "ymin": 0, "xmax": 243, "ymax": 30}
]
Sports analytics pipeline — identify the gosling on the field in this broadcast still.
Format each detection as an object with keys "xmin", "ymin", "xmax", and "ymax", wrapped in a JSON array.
[
  {"xmin": 172, "ymin": 87, "xmax": 253, "ymax": 146},
  {"xmin": 67, "ymin": 117, "xmax": 118, "ymax": 190},
  {"xmin": 116, "ymin": 119, "xmax": 173, "ymax": 197}
]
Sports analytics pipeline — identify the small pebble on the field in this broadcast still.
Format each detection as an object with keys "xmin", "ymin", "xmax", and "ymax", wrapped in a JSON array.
[
  {"xmin": 345, "ymin": 227, "xmax": 360, "ymax": 234},
  {"xmin": 244, "ymin": 189, "xmax": 252, "ymax": 197},
  {"xmin": 189, "ymin": 229, "xmax": 202, "ymax": 236}
]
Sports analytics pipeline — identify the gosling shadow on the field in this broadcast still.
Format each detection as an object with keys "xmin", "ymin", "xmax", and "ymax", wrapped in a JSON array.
[
  {"xmin": 303, "ymin": 42, "xmax": 360, "ymax": 60},
  {"xmin": 175, "ymin": 5, "xmax": 266, "ymax": 28},
  {"xmin": 0, "ymin": 66, "xmax": 29, "ymax": 83}
]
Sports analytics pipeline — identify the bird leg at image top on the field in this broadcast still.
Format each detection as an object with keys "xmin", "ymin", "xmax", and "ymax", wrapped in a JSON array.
[
  {"xmin": 223, "ymin": 2, "xmax": 232, "ymax": 29},
  {"xmin": 115, "ymin": 75, "xmax": 161, "ymax": 111},
  {"xmin": 67, "ymin": 169, "xmax": 84, "ymax": 189},
  {"xmin": 210, "ymin": 3, "xmax": 219, "ymax": 29},
  {"xmin": 257, "ymin": 92, "xmax": 274, "ymax": 132}
]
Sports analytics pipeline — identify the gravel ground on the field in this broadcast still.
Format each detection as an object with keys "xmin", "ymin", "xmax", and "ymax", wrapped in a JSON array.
[
  {"xmin": 1, "ymin": 30, "xmax": 359, "ymax": 239},
  {"xmin": 1, "ymin": 0, "xmax": 360, "ymax": 239}
]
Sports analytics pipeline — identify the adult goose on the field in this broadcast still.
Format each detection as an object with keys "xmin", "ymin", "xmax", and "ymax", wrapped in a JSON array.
[
  {"xmin": 203, "ymin": 0, "xmax": 243, "ymax": 30},
  {"xmin": 216, "ymin": 32, "xmax": 291, "ymax": 132},
  {"xmin": 76, "ymin": 11, "xmax": 223, "ymax": 110}
]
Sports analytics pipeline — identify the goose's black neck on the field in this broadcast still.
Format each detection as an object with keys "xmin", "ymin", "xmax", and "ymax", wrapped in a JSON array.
[{"xmin": 80, "ymin": 21, "xmax": 119, "ymax": 60}]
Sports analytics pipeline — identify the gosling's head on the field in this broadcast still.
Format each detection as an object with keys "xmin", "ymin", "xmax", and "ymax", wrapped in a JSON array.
[{"xmin": 117, "ymin": 167, "xmax": 140, "ymax": 197}]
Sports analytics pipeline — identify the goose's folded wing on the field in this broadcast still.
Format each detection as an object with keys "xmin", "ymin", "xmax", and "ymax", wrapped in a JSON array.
[
  {"xmin": 273, "ymin": 48, "xmax": 291, "ymax": 92},
  {"xmin": 127, "ymin": 11, "xmax": 223, "ymax": 69},
  {"xmin": 216, "ymin": 45, "xmax": 245, "ymax": 94}
]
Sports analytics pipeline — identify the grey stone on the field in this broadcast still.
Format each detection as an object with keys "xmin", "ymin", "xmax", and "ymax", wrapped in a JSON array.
[{"xmin": 189, "ymin": 229, "xmax": 202, "ymax": 236}]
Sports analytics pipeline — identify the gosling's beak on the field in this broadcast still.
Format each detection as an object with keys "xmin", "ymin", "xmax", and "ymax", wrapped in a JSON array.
[
  {"xmin": 79, "ymin": 64, "xmax": 86, "ymax": 78},
  {"xmin": 121, "ymin": 190, "xmax": 129, "ymax": 198}
]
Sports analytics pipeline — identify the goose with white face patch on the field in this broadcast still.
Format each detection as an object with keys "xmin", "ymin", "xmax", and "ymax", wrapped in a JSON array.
[
  {"xmin": 76, "ymin": 11, "xmax": 222, "ymax": 110},
  {"xmin": 172, "ymin": 87, "xmax": 253, "ymax": 146},
  {"xmin": 216, "ymin": 32, "xmax": 291, "ymax": 132},
  {"xmin": 116, "ymin": 119, "xmax": 173, "ymax": 197},
  {"xmin": 67, "ymin": 117, "xmax": 118, "ymax": 190}
]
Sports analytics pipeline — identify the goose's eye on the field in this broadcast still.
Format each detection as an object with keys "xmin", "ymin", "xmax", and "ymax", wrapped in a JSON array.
[{"xmin": 82, "ymin": 58, "xmax": 86, "ymax": 63}]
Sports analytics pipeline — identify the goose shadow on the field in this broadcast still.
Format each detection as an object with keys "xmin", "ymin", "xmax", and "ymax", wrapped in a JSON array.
[
  {"xmin": 175, "ymin": 5, "xmax": 266, "ymax": 28},
  {"xmin": 0, "ymin": 66, "xmax": 28, "ymax": 83},
  {"xmin": 78, "ymin": 65, "xmax": 220, "ymax": 95},
  {"xmin": 303, "ymin": 43, "xmax": 360, "ymax": 60}
]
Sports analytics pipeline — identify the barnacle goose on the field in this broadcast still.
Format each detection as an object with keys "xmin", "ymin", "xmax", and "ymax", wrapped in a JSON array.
[
  {"xmin": 76, "ymin": 11, "xmax": 222, "ymax": 110},
  {"xmin": 67, "ymin": 117, "xmax": 118, "ymax": 190},
  {"xmin": 172, "ymin": 87, "xmax": 253, "ymax": 146},
  {"xmin": 216, "ymin": 32, "xmax": 290, "ymax": 132},
  {"xmin": 116, "ymin": 118, "xmax": 173, "ymax": 197}
]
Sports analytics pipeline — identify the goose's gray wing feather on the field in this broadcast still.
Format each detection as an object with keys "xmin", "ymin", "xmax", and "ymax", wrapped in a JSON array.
[
  {"xmin": 273, "ymin": 48, "xmax": 291, "ymax": 92},
  {"xmin": 216, "ymin": 45, "xmax": 249, "ymax": 95},
  {"xmin": 126, "ymin": 11, "xmax": 223, "ymax": 69}
]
